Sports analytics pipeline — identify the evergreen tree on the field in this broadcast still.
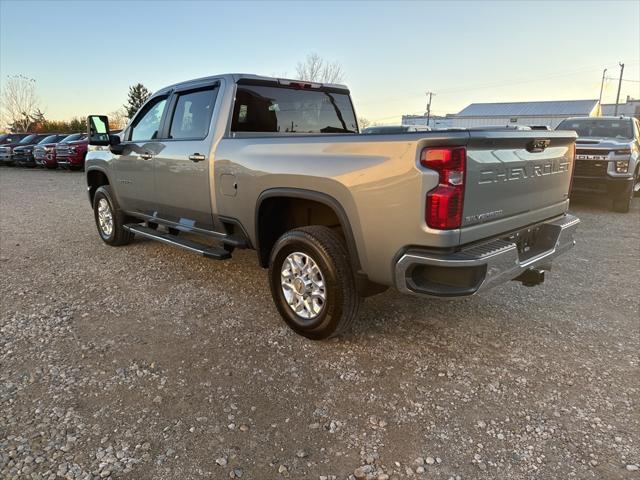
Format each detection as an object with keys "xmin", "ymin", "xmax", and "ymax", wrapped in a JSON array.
[{"xmin": 125, "ymin": 83, "xmax": 152, "ymax": 118}]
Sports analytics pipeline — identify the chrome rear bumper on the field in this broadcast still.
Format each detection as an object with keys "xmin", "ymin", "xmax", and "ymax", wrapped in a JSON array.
[{"xmin": 395, "ymin": 214, "xmax": 580, "ymax": 297}]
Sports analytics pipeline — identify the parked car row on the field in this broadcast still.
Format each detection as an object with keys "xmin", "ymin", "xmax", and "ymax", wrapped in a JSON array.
[{"xmin": 0, "ymin": 132, "xmax": 90, "ymax": 170}]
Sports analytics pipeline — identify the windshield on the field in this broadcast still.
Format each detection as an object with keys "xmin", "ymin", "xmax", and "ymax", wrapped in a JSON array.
[
  {"xmin": 19, "ymin": 134, "xmax": 37, "ymax": 144},
  {"xmin": 556, "ymin": 119, "xmax": 633, "ymax": 140},
  {"xmin": 60, "ymin": 133, "xmax": 82, "ymax": 143},
  {"xmin": 38, "ymin": 135, "xmax": 58, "ymax": 144}
]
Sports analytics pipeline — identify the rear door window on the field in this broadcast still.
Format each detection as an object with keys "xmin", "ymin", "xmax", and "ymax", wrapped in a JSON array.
[
  {"xmin": 231, "ymin": 84, "xmax": 357, "ymax": 134},
  {"xmin": 168, "ymin": 87, "xmax": 218, "ymax": 140}
]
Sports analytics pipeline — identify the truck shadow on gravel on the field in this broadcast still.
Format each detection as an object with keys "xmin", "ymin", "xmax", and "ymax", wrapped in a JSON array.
[
  {"xmin": 569, "ymin": 195, "xmax": 639, "ymax": 213},
  {"xmin": 123, "ymin": 231, "xmax": 572, "ymax": 345}
]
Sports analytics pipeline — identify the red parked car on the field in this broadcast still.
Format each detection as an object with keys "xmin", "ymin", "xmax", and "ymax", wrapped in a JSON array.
[
  {"xmin": 32, "ymin": 134, "xmax": 71, "ymax": 168},
  {"xmin": 38, "ymin": 133, "xmax": 84, "ymax": 169},
  {"xmin": 56, "ymin": 133, "xmax": 88, "ymax": 170}
]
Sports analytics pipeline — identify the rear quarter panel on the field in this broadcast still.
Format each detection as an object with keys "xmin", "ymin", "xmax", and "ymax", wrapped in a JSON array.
[{"xmin": 213, "ymin": 132, "xmax": 469, "ymax": 285}]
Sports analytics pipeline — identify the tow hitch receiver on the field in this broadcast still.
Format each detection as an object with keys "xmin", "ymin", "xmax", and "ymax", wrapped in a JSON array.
[{"xmin": 514, "ymin": 268, "xmax": 546, "ymax": 287}]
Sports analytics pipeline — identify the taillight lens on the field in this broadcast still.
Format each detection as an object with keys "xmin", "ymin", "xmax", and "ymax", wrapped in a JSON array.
[{"xmin": 421, "ymin": 146, "xmax": 466, "ymax": 229}]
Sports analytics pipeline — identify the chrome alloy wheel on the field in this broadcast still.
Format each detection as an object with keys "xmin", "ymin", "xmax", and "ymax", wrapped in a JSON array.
[
  {"xmin": 97, "ymin": 198, "xmax": 114, "ymax": 237},
  {"xmin": 281, "ymin": 252, "xmax": 326, "ymax": 319}
]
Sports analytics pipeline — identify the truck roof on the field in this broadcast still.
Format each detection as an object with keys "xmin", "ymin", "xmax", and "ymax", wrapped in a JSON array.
[
  {"xmin": 156, "ymin": 73, "xmax": 350, "ymax": 95},
  {"xmin": 562, "ymin": 116, "xmax": 633, "ymax": 121}
]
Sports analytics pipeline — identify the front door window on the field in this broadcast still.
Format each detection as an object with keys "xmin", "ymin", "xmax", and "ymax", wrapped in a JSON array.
[{"xmin": 130, "ymin": 98, "xmax": 167, "ymax": 142}]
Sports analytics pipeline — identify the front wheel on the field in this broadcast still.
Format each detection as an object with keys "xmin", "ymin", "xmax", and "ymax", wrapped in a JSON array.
[
  {"xmin": 612, "ymin": 197, "xmax": 631, "ymax": 213},
  {"xmin": 612, "ymin": 177, "xmax": 635, "ymax": 213},
  {"xmin": 268, "ymin": 226, "xmax": 361, "ymax": 340},
  {"xmin": 93, "ymin": 185, "xmax": 133, "ymax": 246}
]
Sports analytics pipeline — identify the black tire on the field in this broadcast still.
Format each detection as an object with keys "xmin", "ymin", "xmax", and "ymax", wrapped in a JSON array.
[
  {"xmin": 634, "ymin": 167, "xmax": 640, "ymax": 198},
  {"xmin": 268, "ymin": 226, "xmax": 361, "ymax": 340},
  {"xmin": 93, "ymin": 185, "xmax": 133, "ymax": 246},
  {"xmin": 612, "ymin": 197, "xmax": 631, "ymax": 213}
]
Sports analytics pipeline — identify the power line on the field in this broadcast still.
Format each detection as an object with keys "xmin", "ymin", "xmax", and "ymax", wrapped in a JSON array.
[
  {"xmin": 357, "ymin": 62, "xmax": 640, "ymax": 107},
  {"xmin": 362, "ymin": 62, "xmax": 640, "ymax": 123},
  {"xmin": 606, "ymin": 77, "xmax": 640, "ymax": 83},
  {"xmin": 435, "ymin": 63, "xmax": 630, "ymax": 95}
]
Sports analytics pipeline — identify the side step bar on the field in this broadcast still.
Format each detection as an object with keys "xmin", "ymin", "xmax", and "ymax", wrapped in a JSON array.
[{"xmin": 124, "ymin": 225, "xmax": 232, "ymax": 260}]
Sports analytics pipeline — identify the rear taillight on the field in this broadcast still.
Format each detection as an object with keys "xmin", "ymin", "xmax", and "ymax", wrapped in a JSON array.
[{"xmin": 421, "ymin": 146, "xmax": 466, "ymax": 229}]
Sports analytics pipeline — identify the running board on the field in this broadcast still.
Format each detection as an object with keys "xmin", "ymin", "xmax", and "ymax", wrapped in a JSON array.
[{"xmin": 124, "ymin": 225, "xmax": 232, "ymax": 260}]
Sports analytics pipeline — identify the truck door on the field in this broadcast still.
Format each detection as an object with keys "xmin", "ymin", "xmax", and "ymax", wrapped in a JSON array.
[
  {"xmin": 153, "ymin": 83, "xmax": 219, "ymax": 231},
  {"xmin": 112, "ymin": 95, "xmax": 169, "ymax": 216}
]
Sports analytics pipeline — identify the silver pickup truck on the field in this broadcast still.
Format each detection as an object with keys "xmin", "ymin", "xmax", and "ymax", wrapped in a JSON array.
[
  {"xmin": 86, "ymin": 73, "xmax": 579, "ymax": 339},
  {"xmin": 556, "ymin": 116, "xmax": 640, "ymax": 212}
]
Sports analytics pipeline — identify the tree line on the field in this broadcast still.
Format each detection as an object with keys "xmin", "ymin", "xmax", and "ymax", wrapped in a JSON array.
[
  {"xmin": 0, "ymin": 76, "xmax": 152, "ymax": 134},
  {"xmin": 1, "ymin": 54, "xmax": 373, "ymax": 133}
]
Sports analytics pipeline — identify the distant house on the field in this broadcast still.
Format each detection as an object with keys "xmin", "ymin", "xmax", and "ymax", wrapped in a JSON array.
[
  {"xmin": 402, "ymin": 114, "xmax": 454, "ymax": 129},
  {"xmin": 451, "ymin": 99, "xmax": 600, "ymax": 129},
  {"xmin": 601, "ymin": 97, "xmax": 640, "ymax": 119}
]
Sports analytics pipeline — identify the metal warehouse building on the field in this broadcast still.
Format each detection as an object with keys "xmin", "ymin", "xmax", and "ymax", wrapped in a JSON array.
[
  {"xmin": 601, "ymin": 97, "xmax": 640, "ymax": 119},
  {"xmin": 451, "ymin": 99, "xmax": 600, "ymax": 129}
]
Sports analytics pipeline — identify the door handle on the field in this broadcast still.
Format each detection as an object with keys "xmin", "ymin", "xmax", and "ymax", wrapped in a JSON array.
[
  {"xmin": 140, "ymin": 152, "xmax": 153, "ymax": 160},
  {"xmin": 189, "ymin": 153, "xmax": 206, "ymax": 162}
]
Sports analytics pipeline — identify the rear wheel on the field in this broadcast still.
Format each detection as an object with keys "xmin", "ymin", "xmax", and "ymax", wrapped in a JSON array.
[
  {"xmin": 93, "ymin": 185, "xmax": 133, "ymax": 246},
  {"xmin": 268, "ymin": 226, "xmax": 361, "ymax": 340}
]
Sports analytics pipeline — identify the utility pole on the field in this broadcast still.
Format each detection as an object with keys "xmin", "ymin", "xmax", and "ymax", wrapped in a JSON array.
[
  {"xmin": 425, "ymin": 92, "xmax": 435, "ymax": 127},
  {"xmin": 598, "ymin": 68, "xmax": 607, "ymax": 108},
  {"xmin": 614, "ymin": 62, "xmax": 625, "ymax": 116}
]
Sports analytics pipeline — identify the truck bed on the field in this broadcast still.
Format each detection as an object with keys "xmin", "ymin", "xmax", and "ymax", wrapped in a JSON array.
[{"xmin": 215, "ymin": 129, "xmax": 576, "ymax": 284}]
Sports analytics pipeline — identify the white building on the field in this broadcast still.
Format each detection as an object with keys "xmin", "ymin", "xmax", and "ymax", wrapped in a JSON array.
[
  {"xmin": 451, "ymin": 99, "xmax": 600, "ymax": 129},
  {"xmin": 601, "ymin": 97, "xmax": 640, "ymax": 119},
  {"xmin": 402, "ymin": 114, "xmax": 454, "ymax": 129}
]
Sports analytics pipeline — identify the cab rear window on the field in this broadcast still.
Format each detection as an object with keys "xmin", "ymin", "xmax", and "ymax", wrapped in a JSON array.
[{"xmin": 231, "ymin": 84, "xmax": 357, "ymax": 134}]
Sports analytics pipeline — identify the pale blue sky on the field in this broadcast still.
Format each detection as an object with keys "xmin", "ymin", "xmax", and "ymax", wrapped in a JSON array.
[{"xmin": 1, "ymin": 0, "xmax": 639, "ymax": 123}]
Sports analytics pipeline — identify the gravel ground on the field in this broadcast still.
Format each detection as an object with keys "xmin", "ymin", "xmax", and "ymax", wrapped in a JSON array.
[{"xmin": 0, "ymin": 167, "xmax": 638, "ymax": 480}]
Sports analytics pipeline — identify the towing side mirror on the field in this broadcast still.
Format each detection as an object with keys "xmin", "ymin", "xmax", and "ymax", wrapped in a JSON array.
[{"xmin": 88, "ymin": 115, "xmax": 111, "ymax": 146}]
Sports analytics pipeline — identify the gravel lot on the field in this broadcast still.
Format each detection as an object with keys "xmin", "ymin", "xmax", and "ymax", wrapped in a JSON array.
[{"xmin": 1, "ymin": 167, "xmax": 638, "ymax": 480}]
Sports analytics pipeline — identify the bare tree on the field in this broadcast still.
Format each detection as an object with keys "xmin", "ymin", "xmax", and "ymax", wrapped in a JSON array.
[
  {"xmin": 358, "ymin": 117, "xmax": 371, "ymax": 129},
  {"xmin": 109, "ymin": 107, "xmax": 129, "ymax": 129},
  {"xmin": 1, "ymin": 75, "xmax": 41, "ymax": 132},
  {"xmin": 295, "ymin": 53, "xmax": 345, "ymax": 84}
]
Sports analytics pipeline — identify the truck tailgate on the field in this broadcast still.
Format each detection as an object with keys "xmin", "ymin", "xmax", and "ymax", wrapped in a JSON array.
[{"xmin": 461, "ymin": 130, "xmax": 576, "ymax": 242}]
